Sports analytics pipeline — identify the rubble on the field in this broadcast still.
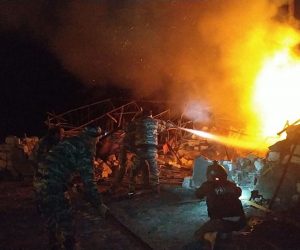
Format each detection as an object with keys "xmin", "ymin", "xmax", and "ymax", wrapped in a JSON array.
[
  {"xmin": 1, "ymin": 99, "xmax": 297, "ymax": 214},
  {"xmin": 1, "ymin": 99, "xmax": 299, "ymax": 249},
  {"xmin": 0, "ymin": 135, "xmax": 36, "ymax": 179},
  {"xmin": 256, "ymin": 124, "xmax": 300, "ymax": 209}
]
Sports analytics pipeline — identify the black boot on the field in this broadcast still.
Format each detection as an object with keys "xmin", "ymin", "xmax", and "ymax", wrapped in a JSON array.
[
  {"xmin": 63, "ymin": 237, "xmax": 75, "ymax": 250},
  {"xmin": 49, "ymin": 231, "xmax": 59, "ymax": 250}
]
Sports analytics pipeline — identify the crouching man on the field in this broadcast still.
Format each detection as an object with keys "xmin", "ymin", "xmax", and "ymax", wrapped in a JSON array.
[
  {"xmin": 195, "ymin": 160, "xmax": 246, "ymax": 249},
  {"xmin": 36, "ymin": 126, "xmax": 108, "ymax": 250}
]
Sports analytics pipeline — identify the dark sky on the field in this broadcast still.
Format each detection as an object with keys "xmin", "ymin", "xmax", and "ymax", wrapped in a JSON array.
[
  {"xmin": 0, "ymin": 0, "xmax": 291, "ymax": 140},
  {"xmin": 0, "ymin": 29, "xmax": 133, "ymax": 139},
  {"xmin": 0, "ymin": 30, "xmax": 84, "ymax": 139}
]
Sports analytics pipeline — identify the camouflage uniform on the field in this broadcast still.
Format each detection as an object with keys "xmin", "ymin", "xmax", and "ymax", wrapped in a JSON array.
[
  {"xmin": 36, "ymin": 130, "xmax": 103, "ymax": 250},
  {"xmin": 129, "ymin": 116, "xmax": 160, "ymax": 193},
  {"xmin": 31, "ymin": 134, "xmax": 61, "ymax": 173},
  {"xmin": 112, "ymin": 121, "xmax": 136, "ymax": 188},
  {"xmin": 31, "ymin": 131, "xmax": 62, "ymax": 213}
]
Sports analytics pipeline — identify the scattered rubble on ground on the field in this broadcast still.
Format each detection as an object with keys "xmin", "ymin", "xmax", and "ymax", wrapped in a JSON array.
[{"xmin": 0, "ymin": 135, "xmax": 37, "ymax": 180}]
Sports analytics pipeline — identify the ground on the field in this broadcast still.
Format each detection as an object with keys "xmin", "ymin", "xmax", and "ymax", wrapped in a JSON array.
[
  {"xmin": 0, "ymin": 180, "xmax": 148, "ymax": 250},
  {"xmin": 1, "ymin": 179, "xmax": 300, "ymax": 250}
]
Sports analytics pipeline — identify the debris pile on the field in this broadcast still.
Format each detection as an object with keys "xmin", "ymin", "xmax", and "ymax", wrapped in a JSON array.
[
  {"xmin": 2, "ymin": 99, "xmax": 298, "ymax": 213},
  {"xmin": 256, "ymin": 124, "xmax": 300, "ymax": 209},
  {"xmin": 0, "ymin": 135, "xmax": 37, "ymax": 179}
]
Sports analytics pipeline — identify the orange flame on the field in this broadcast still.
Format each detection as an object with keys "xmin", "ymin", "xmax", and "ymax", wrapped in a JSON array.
[
  {"xmin": 251, "ymin": 26, "xmax": 300, "ymax": 139},
  {"xmin": 253, "ymin": 50, "xmax": 300, "ymax": 138}
]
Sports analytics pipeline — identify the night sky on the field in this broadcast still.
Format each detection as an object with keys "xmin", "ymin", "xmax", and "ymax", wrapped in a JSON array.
[
  {"xmin": 0, "ymin": 30, "xmax": 133, "ymax": 140},
  {"xmin": 0, "ymin": 0, "xmax": 291, "ymax": 140},
  {"xmin": 0, "ymin": 30, "xmax": 77, "ymax": 139},
  {"xmin": 0, "ymin": 30, "xmax": 96, "ymax": 139}
]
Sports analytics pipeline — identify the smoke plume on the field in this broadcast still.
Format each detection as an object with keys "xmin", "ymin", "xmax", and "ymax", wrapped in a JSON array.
[{"xmin": 0, "ymin": 0, "xmax": 291, "ymax": 126}]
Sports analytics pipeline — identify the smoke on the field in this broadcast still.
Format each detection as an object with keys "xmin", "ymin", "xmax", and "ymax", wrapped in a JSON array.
[
  {"xmin": 0, "ymin": 0, "xmax": 291, "ymax": 126},
  {"xmin": 0, "ymin": 0, "xmax": 68, "ymax": 39}
]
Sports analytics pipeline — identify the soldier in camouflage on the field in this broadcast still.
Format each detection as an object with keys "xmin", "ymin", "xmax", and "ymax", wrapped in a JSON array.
[
  {"xmin": 128, "ymin": 109, "xmax": 168, "ymax": 194},
  {"xmin": 31, "ymin": 126, "xmax": 64, "ymax": 173},
  {"xmin": 110, "ymin": 120, "xmax": 136, "ymax": 191},
  {"xmin": 31, "ymin": 126, "xmax": 64, "ymax": 212},
  {"xmin": 35, "ymin": 126, "xmax": 107, "ymax": 250}
]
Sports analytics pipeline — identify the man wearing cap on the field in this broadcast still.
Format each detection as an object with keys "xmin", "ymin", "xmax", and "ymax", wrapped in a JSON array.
[{"xmin": 36, "ymin": 126, "xmax": 108, "ymax": 250}]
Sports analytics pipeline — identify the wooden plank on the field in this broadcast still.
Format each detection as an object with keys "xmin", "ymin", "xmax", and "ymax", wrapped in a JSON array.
[{"xmin": 246, "ymin": 200, "xmax": 272, "ymax": 213}]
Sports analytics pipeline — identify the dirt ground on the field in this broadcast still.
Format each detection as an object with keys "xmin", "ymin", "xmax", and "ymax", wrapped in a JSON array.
[
  {"xmin": 0, "ymin": 180, "xmax": 209, "ymax": 250},
  {"xmin": 1, "ymin": 179, "xmax": 300, "ymax": 250},
  {"xmin": 0, "ymin": 180, "xmax": 150, "ymax": 250}
]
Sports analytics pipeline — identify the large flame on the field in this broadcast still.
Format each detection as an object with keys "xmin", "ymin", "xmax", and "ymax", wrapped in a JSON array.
[
  {"xmin": 253, "ymin": 47, "xmax": 300, "ymax": 138},
  {"xmin": 187, "ymin": 24, "xmax": 300, "ymax": 152}
]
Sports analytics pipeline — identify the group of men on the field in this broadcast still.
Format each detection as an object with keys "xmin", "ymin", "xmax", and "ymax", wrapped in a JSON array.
[
  {"xmin": 31, "ymin": 109, "xmax": 246, "ymax": 250},
  {"xmin": 31, "ymin": 126, "xmax": 108, "ymax": 250},
  {"xmin": 31, "ymin": 108, "xmax": 164, "ymax": 249}
]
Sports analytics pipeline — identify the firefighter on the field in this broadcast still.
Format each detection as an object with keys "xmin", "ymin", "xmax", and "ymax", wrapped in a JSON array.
[
  {"xmin": 36, "ymin": 126, "xmax": 108, "ymax": 250},
  {"xmin": 128, "ymin": 109, "xmax": 161, "ymax": 194},
  {"xmin": 194, "ymin": 160, "xmax": 246, "ymax": 248}
]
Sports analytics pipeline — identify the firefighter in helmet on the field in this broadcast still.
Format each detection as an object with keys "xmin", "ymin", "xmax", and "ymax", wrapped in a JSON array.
[
  {"xmin": 194, "ymin": 160, "xmax": 246, "ymax": 248},
  {"xmin": 206, "ymin": 160, "xmax": 228, "ymax": 181}
]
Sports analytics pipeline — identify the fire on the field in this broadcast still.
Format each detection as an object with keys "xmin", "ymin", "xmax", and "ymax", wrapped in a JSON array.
[
  {"xmin": 252, "ymin": 28, "xmax": 300, "ymax": 138},
  {"xmin": 182, "ymin": 31, "xmax": 300, "ymax": 150}
]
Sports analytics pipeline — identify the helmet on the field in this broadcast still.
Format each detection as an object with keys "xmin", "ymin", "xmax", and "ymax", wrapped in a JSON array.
[
  {"xmin": 206, "ymin": 160, "xmax": 228, "ymax": 181},
  {"xmin": 82, "ymin": 126, "xmax": 102, "ymax": 137}
]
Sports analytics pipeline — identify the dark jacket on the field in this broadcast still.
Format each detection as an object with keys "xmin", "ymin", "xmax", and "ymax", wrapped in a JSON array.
[{"xmin": 195, "ymin": 179, "xmax": 245, "ymax": 219}]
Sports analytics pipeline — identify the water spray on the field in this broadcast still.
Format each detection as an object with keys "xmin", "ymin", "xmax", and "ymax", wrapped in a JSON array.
[{"xmin": 177, "ymin": 127, "xmax": 268, "ymax": 151}]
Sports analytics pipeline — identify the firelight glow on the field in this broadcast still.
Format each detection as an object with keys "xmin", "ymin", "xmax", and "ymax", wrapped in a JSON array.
[
  {"xmin": 251, "ymin": 28, "xmax": 300, "ymax": 138},
  {"xmin": 253, "ymin": 50, "xmax": 300, "ymax": 137}
]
